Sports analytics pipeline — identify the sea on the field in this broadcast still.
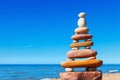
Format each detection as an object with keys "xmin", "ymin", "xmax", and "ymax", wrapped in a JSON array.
[{"xmin": 0, "ymin": 64, "xmax": 120, "ymax": 80}]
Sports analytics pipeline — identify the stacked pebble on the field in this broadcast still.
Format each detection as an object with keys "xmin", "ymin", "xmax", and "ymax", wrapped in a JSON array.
[{"xmin": 61, "ymin": 12, "xmax": 103, "ymax": 72}]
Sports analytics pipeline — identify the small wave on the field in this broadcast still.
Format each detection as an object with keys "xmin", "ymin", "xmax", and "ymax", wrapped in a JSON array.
[{"xmin": 40, "ymin": 78, "xmax": 52, "ymax": 80}]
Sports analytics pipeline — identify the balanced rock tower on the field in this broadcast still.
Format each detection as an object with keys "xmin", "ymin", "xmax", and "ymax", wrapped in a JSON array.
[{"xmin": 60, "ymin": 12, "xmax": 103, "ymax": 80}]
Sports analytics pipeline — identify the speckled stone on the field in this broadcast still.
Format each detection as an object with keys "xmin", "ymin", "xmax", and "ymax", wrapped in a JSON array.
[
  {"xmin": 67, "ymin": 49, "xmax": 97, "ymax": 58},
  {"xmin": 60, "ymin": 71, "xmax": 102, "ymax": 80},
  {"xmin": 72, "ymin": 34, "xmax": 92, "ymax": 40}
]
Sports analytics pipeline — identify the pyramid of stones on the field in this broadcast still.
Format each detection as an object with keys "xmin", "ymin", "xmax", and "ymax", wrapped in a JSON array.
[{"xmin": 61, "ymin": 12, "xmax": 103, "ymax": 72}]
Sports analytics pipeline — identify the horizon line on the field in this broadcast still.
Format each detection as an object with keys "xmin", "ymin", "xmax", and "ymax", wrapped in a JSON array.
[{"xmin": 0, "ymin": 63, "xmax": 120, "ymax": 65}]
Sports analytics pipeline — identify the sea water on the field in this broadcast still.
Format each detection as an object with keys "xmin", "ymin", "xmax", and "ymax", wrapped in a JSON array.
[{"xmin": 0, "ymin": 64, "xmax": 120, "ymax": 80}]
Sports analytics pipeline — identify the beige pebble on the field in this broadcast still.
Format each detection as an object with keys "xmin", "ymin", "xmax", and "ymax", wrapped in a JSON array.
[
  {"xmin": 65, "ymin": 68, "xmax": 74, "ymax": 72},
  {"xmin": 71, "ymin": 47, "xmax": 79, "ymax": 50},
  {"xmin": 78, "ymin": 12, "xmax": 86, "ymax": 27},
  {"xmin": 85, "ymin": 39, "xmax": 91, "ymax": 41},
  {"xmin": 85, "ymin": 46, "xmax": 91, "ymax": 49},
  {"xmin": 89, "ymin": 56, "xmax": 96, "ymax": 60}
]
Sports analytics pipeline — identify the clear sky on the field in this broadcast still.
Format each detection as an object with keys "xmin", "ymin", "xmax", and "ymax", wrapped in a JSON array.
[{"xmin": 0, "ymin": 0, "xmax": 120, "ymax": 64}]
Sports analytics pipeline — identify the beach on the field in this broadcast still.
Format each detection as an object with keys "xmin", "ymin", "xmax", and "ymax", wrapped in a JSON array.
[
  {"xmin": 103, "ymin": 73, "xmax": 120, "ymax": 80},
  {"xmin": 41, "ymin": 73, "xmax": 120, "ymax": 80}
]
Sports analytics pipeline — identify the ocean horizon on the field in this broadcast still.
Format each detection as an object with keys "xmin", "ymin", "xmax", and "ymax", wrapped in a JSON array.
[{"xmin": 0, "ymin": 64, "xmax": 120, "ymax": 80}]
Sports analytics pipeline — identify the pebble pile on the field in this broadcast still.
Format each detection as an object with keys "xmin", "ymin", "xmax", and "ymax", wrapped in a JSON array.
[{"xmin": 61, "ymin": 12, "xmax": 103, "ymax": 72}]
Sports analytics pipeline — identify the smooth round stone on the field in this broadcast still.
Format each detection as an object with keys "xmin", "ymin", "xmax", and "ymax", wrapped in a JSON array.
[
  {"xmin": 70, "ymin": 41, "xmax": 93, "ymax": 48},
  {"xmin": 65, "ymin": 68, "xmax": 74, "ymax": 72},
  {"xmin": 89, "ymin": 57, "xmax": 96, "ymax": 60},
  {"xmin": 71, "ymin": 34, "xmax": 92, "ymax": 40},
  {"xmin": 72, "ymin": 47, "xmax": 79, "ymax": 50},
  {"xmin": 67, "ymin": 49, "xmax": 97, "ymax": 58},
  {"xmin": 74, "ymin": 27, "xmax": 88, "ymax": 34},
  {"xmin": 61, "ymin": 59, "xmax": 103, "ymax": 68},
  {"xmin": 86, "ymin": 39, "xmax": 91, "ymax": 41},
  {"xmin": 78, "ymin": 12, "xmax": 86, "ymax": 18},
  {"xmin": 85, "ymin": 46, "xmax": 91, "ymax": 49}
]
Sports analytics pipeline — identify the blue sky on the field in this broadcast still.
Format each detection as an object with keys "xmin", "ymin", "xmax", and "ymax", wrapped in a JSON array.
[{"xmin": 0, "ymin": 0, "xmax": 120, "ymax": 64}]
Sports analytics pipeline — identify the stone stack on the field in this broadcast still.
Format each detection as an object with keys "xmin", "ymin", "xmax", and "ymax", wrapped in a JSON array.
[{"xmin": 60, "ymin": 12, "xmax": 103, "ymax": 80}]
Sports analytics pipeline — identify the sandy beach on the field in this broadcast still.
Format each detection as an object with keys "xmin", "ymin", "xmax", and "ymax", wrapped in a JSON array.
[
  {"xmin": 103, "ymin": 73, "xmax": 120, "ymax": 80},
  {"xmin": 41, "ymin": 73, "xmax": 120, "ymax": 80}
]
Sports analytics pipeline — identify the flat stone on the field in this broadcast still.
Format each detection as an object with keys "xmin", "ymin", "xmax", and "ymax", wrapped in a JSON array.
[
  {"xmin": 61, "ymin": 59, "xmax": 103, "ymax": 68},
  {"xmin": 67, "ymin": 49, "xmax": 97, "ymax": 58},
  {"xmin": 70, "ymin": 41, "xmax": 93, "ymax": 48},
  {"xmin": 74, "ymin": 27, "xmax": 88, "ymax": 34},
  {"xmin": 72, "ymin": 34, "xmax": 92, "ymax": 40},
  {"xmin": 60, "ymin": 71, "xmax": 102, "ymax": 80}
]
